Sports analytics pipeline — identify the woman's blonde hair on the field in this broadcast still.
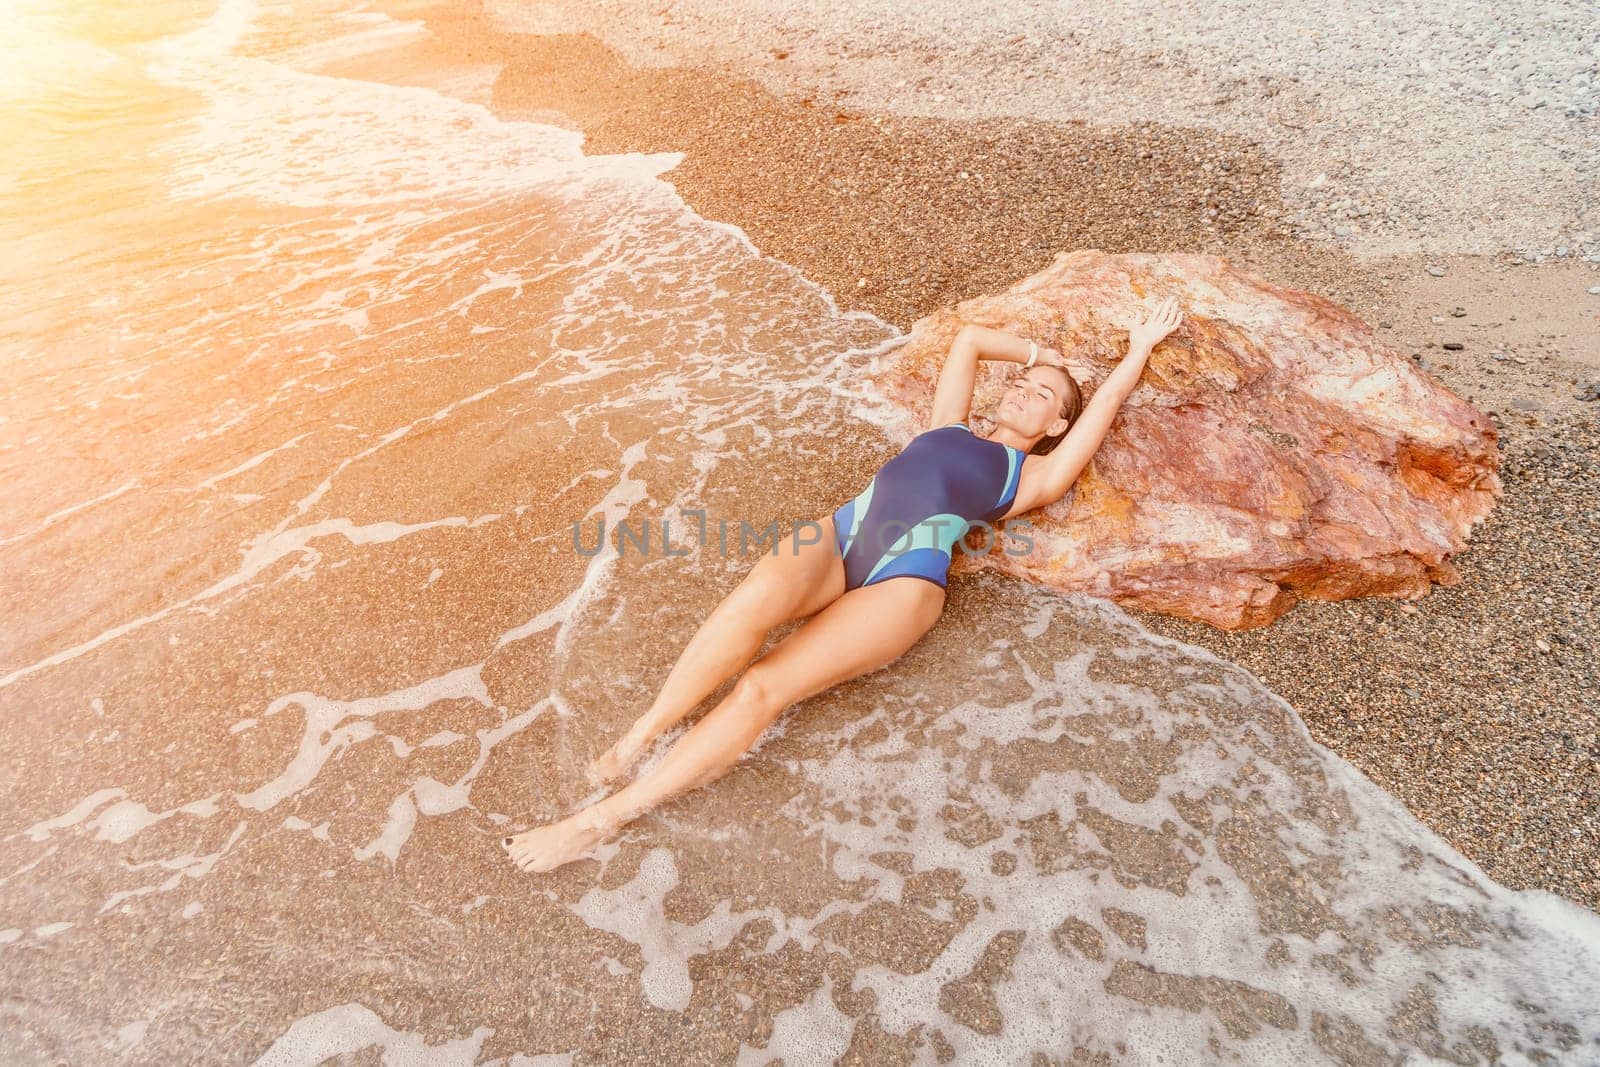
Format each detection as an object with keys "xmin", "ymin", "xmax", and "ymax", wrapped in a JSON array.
[{"xmin": 1028, "ymin": 362, "xmax": 1084, "ymax": 456}]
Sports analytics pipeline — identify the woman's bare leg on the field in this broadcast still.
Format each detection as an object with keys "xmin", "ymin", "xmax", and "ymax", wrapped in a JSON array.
[
  {"xmin": 587, "ymin": 514, "xmax": 846, "ymax": 785},
  {"xmin": 505, "ymin": 575, "xmax": 946, "ymax": 873}
]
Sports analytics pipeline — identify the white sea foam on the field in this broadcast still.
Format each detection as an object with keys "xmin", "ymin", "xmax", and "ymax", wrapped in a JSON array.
[
  {"xmin": 249, "ymin": 1002, "xmax": 495, "ymax": 1066},
  {"xmin": 142, "ymin": 0, "xmax": 682, "ymax": 210}
]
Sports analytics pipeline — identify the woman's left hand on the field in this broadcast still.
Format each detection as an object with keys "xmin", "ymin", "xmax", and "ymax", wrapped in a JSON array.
[{"xmin": 1129, "ymin": 295, "xmax": 1184, "ymax": 351}]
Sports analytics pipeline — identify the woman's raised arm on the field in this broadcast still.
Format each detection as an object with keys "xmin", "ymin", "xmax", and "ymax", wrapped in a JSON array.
[
  {"xmin": 928, "ymin": 325, "xmax": 1060, "ymax": 429},
  {"xmin": 1004, "ymin": 297, "xmax": 1184, "ymax": 516}
]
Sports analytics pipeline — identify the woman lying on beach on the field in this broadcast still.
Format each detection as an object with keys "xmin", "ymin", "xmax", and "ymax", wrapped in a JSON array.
[{"xmin": 503, "ymin": 296, "xmax": 1185, "ymax": 872}]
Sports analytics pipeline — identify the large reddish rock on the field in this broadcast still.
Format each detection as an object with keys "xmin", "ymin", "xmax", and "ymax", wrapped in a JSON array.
[{"xmin": 873, "ymin": 250, "xmax": 1502, "ymax": 629}]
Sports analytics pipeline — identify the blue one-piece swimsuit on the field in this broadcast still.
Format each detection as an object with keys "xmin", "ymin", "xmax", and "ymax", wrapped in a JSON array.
[{"xmin": 831, "ymin": 421, "xmax": 1025, "ymax": 591}]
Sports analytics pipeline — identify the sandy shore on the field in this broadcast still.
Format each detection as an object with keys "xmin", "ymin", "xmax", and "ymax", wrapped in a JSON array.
[
  {"xmin": 385, "ymin": 1, "xmax": 1598, "ymax": 911},
  {"xmin": 484, "ymin": 0, "xmax": 1599, "ymax": 261}
]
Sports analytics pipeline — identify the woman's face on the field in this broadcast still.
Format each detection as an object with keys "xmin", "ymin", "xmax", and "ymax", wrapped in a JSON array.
[{"xmin": 995, "ymin": 366, "xmax": 1068, "ymax": 436}]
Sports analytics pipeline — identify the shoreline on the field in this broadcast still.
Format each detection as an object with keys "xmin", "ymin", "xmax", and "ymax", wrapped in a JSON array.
[
  {"xmin": 392, "ymin": 1, "xmax": 1597, "ymax": 911},
  {"xmin": 480, "ymin": 0, "xmax": 1599, "ymax": 263}
]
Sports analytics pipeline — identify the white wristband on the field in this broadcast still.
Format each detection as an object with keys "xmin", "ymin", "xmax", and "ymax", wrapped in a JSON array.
[{"xmin": 1026, "ymin": 341, "xmax": 1038, "ymax": 369}]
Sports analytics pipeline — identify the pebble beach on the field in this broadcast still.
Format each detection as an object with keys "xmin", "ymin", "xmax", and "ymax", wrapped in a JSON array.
[
  {"xmin": 398, "ymin": 0, "xmax": 1599, "ymax": 910},
  {"xmin": 4, "ymin": 0, "xmax": 1598, "ymax": 1058}
]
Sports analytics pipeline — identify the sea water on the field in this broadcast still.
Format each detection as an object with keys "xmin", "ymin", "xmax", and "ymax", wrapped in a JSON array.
[{"xmin": 1, "ymin": 1, "xmax": 1596, "ymax": 1063}]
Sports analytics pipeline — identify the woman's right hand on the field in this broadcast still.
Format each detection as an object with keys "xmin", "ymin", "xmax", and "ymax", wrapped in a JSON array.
[
  {"xmin": 1129, "ymin": 295, "xmax": 1184, "ymax": 351},
  {"xmin": 1035, "ymin": 345, "xmax": 1066, "ymax": 368}
]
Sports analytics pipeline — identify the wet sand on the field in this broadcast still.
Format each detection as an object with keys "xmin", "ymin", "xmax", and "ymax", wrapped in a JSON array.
[{"xmin": 388, "ymin": 1, "xmax": 1600, "ymax": 914}]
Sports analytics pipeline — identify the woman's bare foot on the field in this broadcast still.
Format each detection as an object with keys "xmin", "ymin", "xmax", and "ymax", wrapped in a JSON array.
[
  {"xmin": 502, "ymin": 811, "xmax": 615, "ymax": 873},
  {"xmin": 586, "ymin": 731, "xmax": 647, "ymax": 787}
]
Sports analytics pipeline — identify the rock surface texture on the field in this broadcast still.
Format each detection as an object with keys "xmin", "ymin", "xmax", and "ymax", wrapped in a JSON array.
[{"xmin": 874, "ymin": 251, "xmax": 1503, "ymax": 629}]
